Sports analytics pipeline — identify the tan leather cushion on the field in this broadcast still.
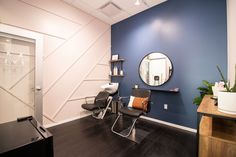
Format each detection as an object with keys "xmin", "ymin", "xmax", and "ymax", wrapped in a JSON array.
[{"xmin": 132, "ymin": 97, "xmax": 148, "ymax": 111}]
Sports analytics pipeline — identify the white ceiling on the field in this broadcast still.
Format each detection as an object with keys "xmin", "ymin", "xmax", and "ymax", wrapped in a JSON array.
[{"xmin": 63, "ymin": 0, "xmax": 167, "ymax": 25}]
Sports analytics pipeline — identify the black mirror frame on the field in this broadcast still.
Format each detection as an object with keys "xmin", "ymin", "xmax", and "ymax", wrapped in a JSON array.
[{"xmin": 138, "ymin": 52, "xmax": 173, "ymax": 87}]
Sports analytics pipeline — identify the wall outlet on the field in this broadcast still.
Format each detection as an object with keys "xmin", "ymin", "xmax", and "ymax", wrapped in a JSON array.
[{"xmin": 164, "ymin": 104, "xmax": 168, "ymax": 110}]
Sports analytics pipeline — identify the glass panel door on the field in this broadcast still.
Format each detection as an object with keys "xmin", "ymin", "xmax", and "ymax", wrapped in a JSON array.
[{"xmin": 0, "ymin": 32, "xmax": 36, "ymax": 124}]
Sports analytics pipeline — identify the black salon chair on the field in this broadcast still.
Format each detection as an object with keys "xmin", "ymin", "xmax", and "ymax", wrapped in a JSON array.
[
  {"xmin": 111, "ymin": 88, "xmax": 151, "ymax": 137},
  {"xmin": 82, "ymin": 91, "xmax": 112, "ymax": 119}
]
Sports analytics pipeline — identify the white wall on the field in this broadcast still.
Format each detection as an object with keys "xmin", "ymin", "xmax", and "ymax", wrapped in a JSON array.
[
  {"xmin": 227, "ymin": 0, "xmax": 236, "ymax": 86},
  {"xmin": 0, "ymin": 0, "xmax": 111, "ymax": 125}
]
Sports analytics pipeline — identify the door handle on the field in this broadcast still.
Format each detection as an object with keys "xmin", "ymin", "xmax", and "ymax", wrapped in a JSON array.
[{"xmin": 35, "ymin": 86, "xmax": 41, "ymax": 91}]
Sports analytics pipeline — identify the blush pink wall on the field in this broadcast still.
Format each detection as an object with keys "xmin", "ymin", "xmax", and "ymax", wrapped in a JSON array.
[{"xmin": 0, "ymin": 0, "xmax": 111, "ymax": 126}]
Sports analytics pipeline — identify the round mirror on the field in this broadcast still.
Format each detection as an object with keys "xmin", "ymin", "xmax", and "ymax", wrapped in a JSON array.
[{"xmin": 139, "ymin": 52, "xmax": 173, "ymax": 86}]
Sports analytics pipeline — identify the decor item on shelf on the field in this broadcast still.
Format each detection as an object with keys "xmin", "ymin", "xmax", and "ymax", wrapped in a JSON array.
[
  {"xmin": 119, "ymin": 70, "xmax": 123, "ymax": 76},
  {"xmin": 111, "ymin": 54, "xmax": 119, "ymax": 61},
  {"xmin": 134, "ymin": 0, "xmax": 148, "ymax": 6},
  {"xmin": 113, "ymin": 66, "xmax": 118, "ymax": 75},
  {"xmin": 110, "ymin": 56, "xmax": 124, "ymax": 77},
  {"xmin": 193, "ymin": 80, "xmax": 214, "ymax": 106},
  {"xmin": 169, "ymin": 88, "xmax": 180, "ymax": 92},
  {"xmin": 217, "ymin": 65, "xmax": 236, "ymax": 114}
]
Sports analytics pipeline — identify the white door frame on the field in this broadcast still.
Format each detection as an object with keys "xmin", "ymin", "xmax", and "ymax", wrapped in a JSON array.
[{"xmin": 0, "ymin": 24, "xmax": 43, "ymax": 123}]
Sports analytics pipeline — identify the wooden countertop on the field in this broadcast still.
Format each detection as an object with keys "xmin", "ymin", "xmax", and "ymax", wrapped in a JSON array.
[{"xmin": 197, "ymin": 95, "xmax": 236, "ymax": 120}]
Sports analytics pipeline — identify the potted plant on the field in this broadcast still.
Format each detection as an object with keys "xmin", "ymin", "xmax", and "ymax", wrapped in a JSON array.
[
  {"xmin": 193, "ymin": 80, "xmax": 214, "ymax": 106},
  {"xmin": 217, "ymin": 65, "xmax": 236, "ymax": 114}
]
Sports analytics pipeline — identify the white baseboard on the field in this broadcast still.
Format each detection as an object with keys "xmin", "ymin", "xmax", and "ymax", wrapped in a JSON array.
[
  {"xmin": 45, "ymin": 114, "xmax": 197, "ymax": 133},
  {"xmin": 44, "ymin": 113, "xmax": 90, "ymax": 128},
  {"xmin": 140, "ymin": 116, "xmax": 197, "ymax": 133}
]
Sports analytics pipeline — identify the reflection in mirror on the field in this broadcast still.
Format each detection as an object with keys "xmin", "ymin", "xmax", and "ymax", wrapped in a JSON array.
[{"xmin": 139, "ymin": 52, "xmax": 173, "ymax": 86}]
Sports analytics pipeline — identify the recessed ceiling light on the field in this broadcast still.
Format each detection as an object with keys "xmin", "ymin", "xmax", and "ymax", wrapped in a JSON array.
[{"xmin": 135, "ymin": 0, "xmax": 141, "ymax": 6}]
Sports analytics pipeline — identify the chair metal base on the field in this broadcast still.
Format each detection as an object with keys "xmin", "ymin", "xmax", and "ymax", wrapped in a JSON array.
[
  {"xmin": 91, "ymin": 96, "xmax": 112, "ymax": 119},
  {"xmin": 111, "ymin": 114, "xmax": 138, "ymax": 138}
]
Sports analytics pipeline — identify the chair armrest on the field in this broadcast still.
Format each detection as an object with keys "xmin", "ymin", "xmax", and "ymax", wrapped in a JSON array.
[
  {"xmin": 117, "ymin": 96, "xmax": 130, "ymax": 107},
  {"xmin": 95, "ymin": 97, "xmax": 107, "ymax": 102}
]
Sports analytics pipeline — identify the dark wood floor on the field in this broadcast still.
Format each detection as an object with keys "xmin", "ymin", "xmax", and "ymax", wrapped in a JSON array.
[{"xmin": 48, "ymin": 114, "xmax": 196, "ymax": 157}]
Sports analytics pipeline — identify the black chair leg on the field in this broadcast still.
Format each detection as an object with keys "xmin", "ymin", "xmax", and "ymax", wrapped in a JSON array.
[
  {"xmin": 111, "ymin": 114, "xmax": 138, "ymax": 138},
  {"xmin": 92, "ymin": 96, "xmax": 112, "ymax": 119}
]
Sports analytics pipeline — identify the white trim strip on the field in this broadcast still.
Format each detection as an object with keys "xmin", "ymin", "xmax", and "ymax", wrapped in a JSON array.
[
  {"xmin": 140, "ymin": 116, "xmax": 197, "ymax": 133},
  {"xmin": 43, "ymin": 113, "xmax": 57, "ymax": 123},
  {"xmin": 0, "ymin": 86, "xmax": 34, "ymax": 110},
  {"xmin": 45, "ymin": 114, "xmax": 197, "ymax": 134},
  {"xmin": 67, "ymin": 97, "xmax": 85, "ymax": 102},
  {"xmin": 43, "ymin": 26, "xmax": 110, "ymax": 96},
  {"xmin": 1, "ymin": 23, "xmax": 66, "ymax": 40},
  {"xmin": 83, "ymin": 79, "xmax": 110, "ymax": 81},
  {"xmin": 19, "ymin": 0, "xmax": 84, "ymax": 26},
  {"xmin": 42, "ymin": 19, "xmax": 95, "ymax": 60},
  {"xmin": 52, "ymin": 47, "xmax": 110, "ymax": 119},
  {"xmin": 97, "ymin": 63, "xmax": 109, "ymax": 66},
  {"xmin": 9, "ymin": 68, "xmax": 35, "ymax": 90},
  {"xmin": 44, "ymin": 113, "xmax": 90, "ymax": 128}
]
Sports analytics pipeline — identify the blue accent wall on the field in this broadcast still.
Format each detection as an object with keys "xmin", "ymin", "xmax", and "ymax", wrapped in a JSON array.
[{"xmin": 111, "ymin": 0, "xmax": 227, "ymax": 129}]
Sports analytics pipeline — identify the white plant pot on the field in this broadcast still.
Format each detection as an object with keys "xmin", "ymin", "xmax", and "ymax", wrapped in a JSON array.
[{"xmin": 218, "ymin": 91, "xmax": 236, "ymax": 115}]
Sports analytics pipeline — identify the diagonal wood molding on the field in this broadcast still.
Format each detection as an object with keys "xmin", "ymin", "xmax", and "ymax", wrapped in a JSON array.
[
  {"xmin": 19, "ymin": 0, "xmax": 84, "ymax": 26},
  {"xmin": 9, "ymin": 68, "xmax": 35, "ymax": 90},
  {"xmin": 43, "ymin": 18, "xmax": 95, "ymax": 60},
  {"xmin": 43, "ymin": 27, "xmax": 110, "ymax": 96},
  {"xmin": 43, "ymin": 113, "xmax": 57, "ymax": 123},
  {"xmin": 52, "ymin": 47, "xmax": 110, "ymax": 119},
  {"xmin": 0, "ymin": 86, "xmax": 33, "ymax": 109},
  {"xmin": 0, "ymin": 0, "xmax": 111, "ymax": 125}
]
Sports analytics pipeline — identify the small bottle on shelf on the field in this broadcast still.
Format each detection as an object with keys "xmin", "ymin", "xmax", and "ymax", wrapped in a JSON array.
[
  {"xmin": 113, "ymin": 66, "xmax": 118, "ymax": 75},
  {"xmin": 120, "ymin": 70, "xmax": 123, "ymax": 76}
]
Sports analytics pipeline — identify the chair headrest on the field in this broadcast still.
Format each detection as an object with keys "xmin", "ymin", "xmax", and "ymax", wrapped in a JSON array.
[
  {"xmin": 131, "ymin": 88, "xmax": 151, "ymax": 99},
  {"xmin": 96, "ymin": 91, "xmax": 110, "ymax": 100}
]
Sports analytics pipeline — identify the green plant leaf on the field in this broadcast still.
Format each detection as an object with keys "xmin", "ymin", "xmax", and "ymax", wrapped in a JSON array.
[
  {"xmin": 230, "ymin": 64, "xmax": 236, "ymax": 92},
  {"xmin": 197, "ymin": 87, "xmax": 208, "ymax": 92},
  {"xmin": 193, "ymin": 80, "xmax": 213, "ymax": 106},
  {"xmin": 217, "ymin": 65, "xmax": 230, "ymax": 92},
  {"xmin": 202, "ymin": 80, "xmax": 212, "ymax": 87},
  {"xmin": 193, "ymin": 96, "xmax": 202, "ymax": 106},
  {"xmin": 198, "ymin": 81, "xmax": 213, "ymax": 94}
]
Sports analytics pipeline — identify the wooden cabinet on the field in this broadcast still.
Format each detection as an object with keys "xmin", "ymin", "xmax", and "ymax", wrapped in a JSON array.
[
  {"xmin": 199, "ymin": 116, "xmax": 236, "ymax": 157},
  {"xmin": 197, "ymin": 95, "xmax": 236, "ymax": 157}
]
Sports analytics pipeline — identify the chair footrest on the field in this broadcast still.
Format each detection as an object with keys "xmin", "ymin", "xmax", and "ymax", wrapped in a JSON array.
[{"xmin": 111, "ymin": 114, "xmax": 138, "ymax": 137}]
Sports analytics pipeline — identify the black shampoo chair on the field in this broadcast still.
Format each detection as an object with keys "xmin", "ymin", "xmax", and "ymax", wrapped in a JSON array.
[
  {"xmin": 111, "ymin": 88, "xmax": 151, "ymax": 137},
  {"xmin": 82, "ymin": 91, "xmax": 112, "ymax": 119}
]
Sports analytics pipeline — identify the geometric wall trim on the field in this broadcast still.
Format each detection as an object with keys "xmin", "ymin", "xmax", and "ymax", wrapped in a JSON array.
[{"xmin": 0, "ymin": 0, "xmax": 111, "ymax": 126}]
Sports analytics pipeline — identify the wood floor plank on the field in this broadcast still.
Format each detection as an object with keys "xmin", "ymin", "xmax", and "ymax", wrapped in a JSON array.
[{"xmin": 48, "ymin": 114, "xmax": 196, "ymax": 157}]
